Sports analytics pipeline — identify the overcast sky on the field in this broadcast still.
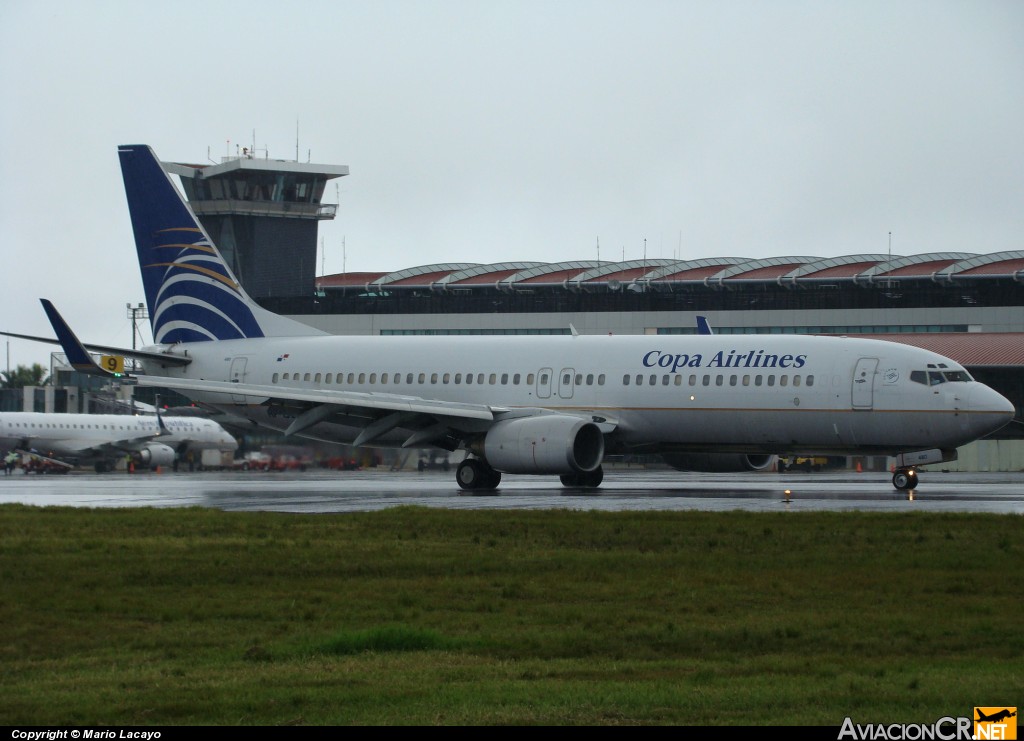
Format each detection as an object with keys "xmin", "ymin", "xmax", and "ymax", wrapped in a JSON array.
[{"xmin": 1, "ymin": 0, "xmax": 1022, "ymax": 370}]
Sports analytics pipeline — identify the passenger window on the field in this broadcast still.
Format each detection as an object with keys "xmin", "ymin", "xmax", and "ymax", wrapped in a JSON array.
[
  {"xmin": 702, "ymin": 375, "xmax": 710, "ymax": 386},
  {"xmin": 369, "ymin": 373, "xmax": 376, "ymax": 384},
  {"xmin": 315, "ymin": 373, "xmax": 322, "ymax": 383},
  {"xmin": 381, "ymin": 373, "xmax": 388, "ymax": 384},
  {"xmin": 443, "ymin": 373, "xmax": 450, "ymax": 384},
  {"xmin": 649, "ymin": 374, "xmax": 657, "ymax": 385},
  {"xmin": 715, "ymin": 375, "xmax": 723, "ymax": 386},
  {"xmin": 406, "ymin": 373, "xmax": 414, "ymax": 384},
  {"xmin": 623, "ymin": 374, "xmax": 631, "ymax": 386},
  {"xmin": 477, "ymin": 374, "xmax": 485, "ymax": 384},
  {"xmin": 636, "ymin": 374, "xmax": 644, "ymax": 385},
  {"xmin": 348, "ymin": 373, "xmax": 355, "ymax": 384},
  {"xmin": 767, "ymin": 375, "xmax": 775, "ymax": 387},
  {"xmin": 674, "ymin": 375, "xmax": 681, "ymax": 386},
  {"xmin": 598, "ymin": 374, "xmax": 605, "ymax": 385},
  {"xmin": 729, "ymin": 375, "xmax": 737, "ymax": 386},
  {"xmin": 358, "ymin": 373, "xmax": 365, "ymax": 384},
  {"xmin": 586, "ymin": 374, "xmax": 594, "ymax": 385},
  {"xmin": 662, "ymin": 375, "xmax": 670, "ymax": 386},
  {"xmin": 575, "ymin": 373, "xmax": 582, "ymax": 385},
  {"xmin": 466, "ymin": 373, "xmax": 473, "ymax": 384},
  {"xmin": 502, "ymin": 373, "xmax": 509, "ymax": 384},
  {"xmin": 304, "ymin": 373, "xmax": 311, "ymax": 382},
  {"xmin": 430, "ymin": 373, "xmax": 438, "ymax": 384},
  {"xmin": 755, "ymin": 375, "xmax": 763, "ymax": 386},
  {"xmin": 806, "ymin": 375, "xmax": 814, "ymax": 387},
  {"xmin": 539, "ymin": 373, "xmax": 548, "ymax": 385},
  {"xmin": 780, "ymin": 375, "xmax": 788, "ymax": 387},
  {"xmin": 527, "ymin": 373, "xmax": 535, "ymax": 385},
  {"xmin": 325, "ymin": 373, "xmax": 333, "ymax": 384},
  {"xmin": 273, "ymin": 373, "xmax": 280, "ymax": 383},
  {"xmin": 455, "ymin": 373, "xmax": 462, "ymax": 384},
  {"xmin": 418, "ymin": 373, "xmax": 426, "ymax": 384},
  {"xmin": 793, "ymin": 375, "xmax": 801, "ymax": 387},
  {"xmin": 394, "ymin": 374, "xmax": 402, "ymax": 384},
  {"xmin": 514, "ymin": 373, "xmax": 521, "ymax": 384},
  {"xmin": 743, "ymin": 375, "xmax": 750, "ymax": 386},
  {"xmin": 488, "ymin": 374, "xmax": 496, "ymax": 385}
]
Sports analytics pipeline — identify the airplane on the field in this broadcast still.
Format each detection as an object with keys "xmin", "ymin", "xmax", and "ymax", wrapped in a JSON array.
[
  {"xmin": 976, "ymin": 709, "xmax": 1016, "ymax": 724},
  {"xmin": 4, "ymin": 144, "xmax": 1018, "ymax": 491},
  {"xmin": 0, "ymin": 410, "xmax": 238, "ymax": 473}
]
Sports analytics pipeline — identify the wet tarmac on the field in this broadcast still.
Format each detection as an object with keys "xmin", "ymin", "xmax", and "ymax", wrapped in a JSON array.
[{"xmin": 1, "ymin": 468, "xmax": 1022, "ymax": 514}]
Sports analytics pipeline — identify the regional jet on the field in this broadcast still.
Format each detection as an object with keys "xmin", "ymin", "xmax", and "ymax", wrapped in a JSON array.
[
  {"xmin": 4, "ymin": 145, "xmax": 1016, "ymax": 490},
  {"xmin": 0, "ymin": 410, "xmax": 237, "ymax": 472}
]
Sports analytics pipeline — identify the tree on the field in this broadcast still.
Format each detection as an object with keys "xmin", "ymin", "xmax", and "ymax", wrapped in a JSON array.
[{"xmin": 1, "ymin": 363, "xmax": 50, "ymax": 388}]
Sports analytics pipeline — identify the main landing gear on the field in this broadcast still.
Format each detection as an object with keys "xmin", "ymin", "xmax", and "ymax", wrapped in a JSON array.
[
  {"xmin": 455, "ymin": 459, "xmax": 607, "ymax": 491},
  {"xmin": 560, "ymin": 467, "xmax": 604, "ymax": 489},
  {"xmin": 892, "ymin": 468, "xmax": 918, "ymax": 491},
  {"xmin": 456, "ymin": 457, "xmax": 502, "ymax": 491}
]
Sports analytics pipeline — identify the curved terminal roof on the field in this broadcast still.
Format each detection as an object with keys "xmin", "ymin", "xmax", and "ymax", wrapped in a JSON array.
[
  {"xmin": 318, "ymin": 251, "xmax": 1024, "ymax": 291},
  {"xmin": 440, "ymin": 262, "xmax": 546, "ymax": 287}
]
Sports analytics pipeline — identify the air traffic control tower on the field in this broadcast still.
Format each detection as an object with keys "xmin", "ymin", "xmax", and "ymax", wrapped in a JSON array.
[{"xmin": 162, "ymin": 150, "xmax": 349, "ymax": 299}]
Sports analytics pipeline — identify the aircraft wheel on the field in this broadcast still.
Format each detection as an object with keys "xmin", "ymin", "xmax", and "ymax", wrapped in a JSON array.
[
  {"xmin": 560, "ymin": 473, "xmax": 581, "ymax": 487},
  {"xmin": 580, "ymin": 466, "xmax": 604, "ymax": 488},
  {"xmin": 892, "ymin": 469, "xmax": 918, "ymax": 491},
  {"xmin": 482, "ymin": 468, "xmax": 502, "ymax": 489},
  {"xmin": 456, "ymin": 459, "xmax": 485, "ymax": 490}
]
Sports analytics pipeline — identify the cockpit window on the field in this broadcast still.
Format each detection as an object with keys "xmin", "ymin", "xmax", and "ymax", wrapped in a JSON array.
[
  {"xmin": 943, "ymin": 370, "xmax": 972, "ymax": 383},
  {"xmin": 911, "ymin": 369, "xmax": 972, "ymax": 385}
]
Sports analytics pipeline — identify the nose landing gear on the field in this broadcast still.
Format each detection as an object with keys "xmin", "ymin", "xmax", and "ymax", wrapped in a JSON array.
[{"xmin": 892, "ymin": 468, "xmax": 918, "ymax": 491}]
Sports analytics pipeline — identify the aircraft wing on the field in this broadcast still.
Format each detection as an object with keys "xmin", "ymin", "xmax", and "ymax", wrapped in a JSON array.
[
  {"xmin": 132, "ymin": 374, "xmax": 617, "ymax": 446},
  {"xmin": 133, "ymin": 375, "xmax": 499, "ymax": 420}
]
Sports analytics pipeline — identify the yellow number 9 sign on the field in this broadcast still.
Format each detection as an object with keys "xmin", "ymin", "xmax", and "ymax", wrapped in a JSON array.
[{"xmin": 100, "ymin": 355, "xmax": 125, "ymax": 375}]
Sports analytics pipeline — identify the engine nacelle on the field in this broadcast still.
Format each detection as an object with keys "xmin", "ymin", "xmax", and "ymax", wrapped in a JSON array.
[
  {"xmin": 483, "ymin": 416, "xmax": 604, "ymax": 475},
  {"xmin": 135, "ymin": 442, "xmax": 176, "ymax": 468},
  {"xmin": 662, "ymin": 452, "xmax": 776, "ymax": 473}
]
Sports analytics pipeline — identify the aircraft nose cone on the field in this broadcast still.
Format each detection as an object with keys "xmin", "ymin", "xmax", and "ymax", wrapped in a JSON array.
[{"xmin": 968, "ymin": 385, "xmax": 1016, "ymax": 437}]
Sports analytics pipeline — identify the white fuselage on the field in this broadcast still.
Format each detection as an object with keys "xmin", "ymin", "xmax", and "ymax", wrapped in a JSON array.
[{"xmin": 140, "ymin": 333, "xmax": 1013, "ymax": 456}]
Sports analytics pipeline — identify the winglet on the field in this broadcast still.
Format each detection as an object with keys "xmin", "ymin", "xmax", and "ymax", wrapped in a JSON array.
[
  {"xmin": 696, "ymin": 316, "xmax": 714, "ymax": 335},
  {"xmin": 40, "ymin": 299, "xmax": 120, "ymax": 377}
]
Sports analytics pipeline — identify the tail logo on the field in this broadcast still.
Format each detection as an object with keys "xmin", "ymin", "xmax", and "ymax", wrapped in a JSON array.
[{"xmin": 144, "ymin": 226, "xmax": 265, "ymax": 344}]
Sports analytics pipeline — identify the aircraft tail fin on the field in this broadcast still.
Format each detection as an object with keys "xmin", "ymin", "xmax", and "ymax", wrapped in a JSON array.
[
  {"xmin": 696, "ymin": 316, "xmax": 714, "ymax": 335},
  {"xmin": 117, "ymin": 144, "xmax": 322, "ymax": 343}
]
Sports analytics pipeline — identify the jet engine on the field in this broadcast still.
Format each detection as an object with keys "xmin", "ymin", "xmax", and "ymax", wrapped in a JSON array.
[
  {"xmin": 483, "ymin": 416, "xmax": 604, "ymax": 474},
  {"xmin": 134, "ymin": 442, "xmax": 177, "ymax": 468},
  {"xmin": 661, "ymin": 452, "xmax": 776, "ymax": 472}
]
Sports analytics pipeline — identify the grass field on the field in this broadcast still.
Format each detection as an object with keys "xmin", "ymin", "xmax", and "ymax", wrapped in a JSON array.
[{"xmin": 0, "ymin": 504, "xmax": 1019, "ymax": 725}]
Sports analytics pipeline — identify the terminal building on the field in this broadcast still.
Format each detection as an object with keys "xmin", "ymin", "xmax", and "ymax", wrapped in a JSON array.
[{"xmin": 11, "ymin": 149, "xmax": 1023, "ymax": 470}]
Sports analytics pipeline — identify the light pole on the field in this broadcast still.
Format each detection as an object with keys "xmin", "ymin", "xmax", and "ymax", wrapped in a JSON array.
[{"xmin": 126, "ymin": 302, "xmax": 148, "ymax": 351}]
